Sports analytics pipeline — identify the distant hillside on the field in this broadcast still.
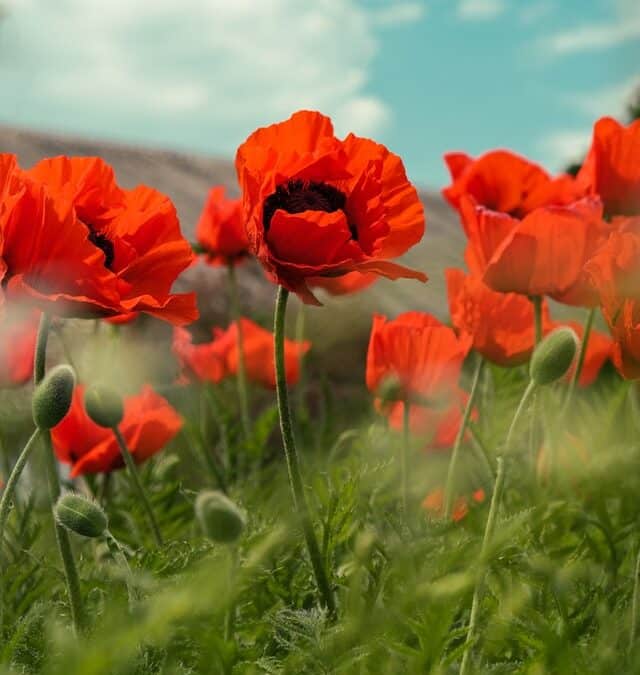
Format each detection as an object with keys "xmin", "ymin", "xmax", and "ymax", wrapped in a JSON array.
[{"xmin": 0, "ymin": 124, "xmax": 465, "ymax": 379}]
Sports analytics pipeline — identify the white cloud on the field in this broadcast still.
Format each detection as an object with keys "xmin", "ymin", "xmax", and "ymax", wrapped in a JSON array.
[
  {"xmin": 456, "ymin": 0, "xmax": 506, "ymax": 21},
  {"xmin": 538, "ymin": 129, "xmax": 591, "ymax": 170},
  {"xmin": 566, "ymin": 76, "xmax": 640, "ymax": 119},
  {"xmin": 518, "ymin": 1, "xmax": 552, "ymax": 25},
  {"xmin": 0, "ymin": 0, "xmax": 417, "ymax": 154}
]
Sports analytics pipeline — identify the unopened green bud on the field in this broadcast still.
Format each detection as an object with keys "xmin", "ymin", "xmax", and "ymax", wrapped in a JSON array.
[
  {"xmin": 195, "ymin": 490, "xmax": 246, "ymax": 544},
  {"xmin": 530, "ymin": 328, "xmax": 578, "ymax": 386},
  {"xmin": 32, "ymin": 364, "xmax": 75, "ymax": 429},
  {"xmin": 377, "ymin": 376, "xmax": 403, "ymax": 404},
  {"xmin": 55, "ymin": 493, "xmax": 108, "ymax": 538},
  {"xmin": 84, "ymin": 385, "xmax": 124, "ymax": 428}
]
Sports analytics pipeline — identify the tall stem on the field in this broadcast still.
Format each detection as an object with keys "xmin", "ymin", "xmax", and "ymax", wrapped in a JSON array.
[
  {"xmin": 34, "ymin": 314, "xmax": 85, "ymax": 634},
  {"xmin": 532, "ymin": 296, "xmax": 543, "ymax": 345},
  {"xmin": 506, "ymin": 381, "xmax": 537, "ymax": 451},
  {"xmin": 273, "ymin": 287, "xmax": 335, "ymax": 614},
  {"xmin": 228, "ymin": 264, "xmax": 251, "ymax": 441},
  {"xmin": 112, "ymin": 427, "xmax": 164, "ymax": 547},
  {"xmin": 631, "ymin": 545, "xmax": 640, "ymax": 653},
  {"xmin": 204, "ymin": 384, "xmax": 232, "ymax": 476},
  {"xmin": 401, "ymin": 397, "xmax": 410, "ymax": 514},
  {"xmin": 564, "ymin": 307, "xmax": 596, "ymax": 411},
  {"xmin": 459, "ymin": 456, "xmax": 506, "ymax": 675},
  {"xmin": 444, "ymin": 358, "xmax": 484, "ymax": 519}
]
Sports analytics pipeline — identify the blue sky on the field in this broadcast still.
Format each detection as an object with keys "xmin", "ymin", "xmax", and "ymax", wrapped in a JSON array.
[{"xmin": 0, "ymin": 0, "xmax": 638, "ymax": 188}]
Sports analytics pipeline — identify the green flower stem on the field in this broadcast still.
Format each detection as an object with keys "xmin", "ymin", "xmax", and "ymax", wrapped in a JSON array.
[
  {"xmin": 506, "ymin": 381, "xmax": 537, "ymax": 452},
  {"xmin": 273, "ymin": 287, "xmax": 335, "ymax": 615},
  {"xmin": 444, "ymin": 358, "xmax": 484, "ymax": 519},
  {"xmin": 532, "ymin": 296, "xmax": 543, "ymax": 345},
  {"xmin": 106, "ymin": 531, "xmax": 138, "ymax": 610},
  {"xmin": 34, "ymin": 313, "xmax": 86, "ymax": 635},
  {"xmin": 228, "ymin": 264, "xmax": 251, "ymax": 443},
  {"xmin": 631, "ymin": 545, "xmax": 640, "ymax": 653},
  {"xmin": 459, "ymin": 456, "xmax": 505, "ymax": 675},
  {"xmin": 203, "ymin": 384, "xmax": 232, "ymax": 476},
  {"xmin": 0, "ymin": 429, "xmax": 41, "ymax": 545},
  {"xmin": 401, "ymin": 396, "xmax": 410, "ymax": 514},
  {"xmin": 112, "ymin": 427, "xmax": 164, "ymax": 547},
  {"xmin": 224, "ymin": 546, "xmax": 239, "ymax": 642},
  {"xmin": 563, "ymin": 307, "xmax": 596, "ymax": 411}
]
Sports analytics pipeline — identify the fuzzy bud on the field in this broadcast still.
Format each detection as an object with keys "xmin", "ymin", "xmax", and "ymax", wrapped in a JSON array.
[
  {"xmin": 32, "ymin": 364, "xmax": 75, "ymax": 429},
  {"xmin": 195, "ymin": 490, "xmax": 246, "ymax": 544},
  {"xmin": 84, "ymin": 385, "xmax": 124, "ymax": 428},
  {"xmin": 530, "ymin": 328, "xmax": 579, "ymax": 386},
  {"xmin": 55, "ymin": 493, "xmax": 108, "ymax": 538},
  {"xmin": 377, "ymin": 376, "xmax": 403, "ymax": 405}
]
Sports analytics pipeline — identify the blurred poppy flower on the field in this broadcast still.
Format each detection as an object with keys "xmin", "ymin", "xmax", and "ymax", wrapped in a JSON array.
[
  {"xmin": 172, "ymin": 326, "xmax": 231, "ymax": 384},
  {"xmin": 599, "ymin": 299, "xmax": 640, "ymax": 379},
  {"xmin": 446, "ymin": 268, "xmax": 553, "ymax": 366},
  {"xmin": 235, "ymin": 110, "xmax": 426, "ymax": 304},
  {"xmin": 309, "ymin": 271, "xmax": 377, "ymax": 296},
  {"xmin": 577, "ymin": 117, "xmax": 640, "ymax": 218},
  {"xmin": 0, "ymin": 306, "xmax": 39, "ymax": 387},
  {"xmin": 0, "ymin": 154, "xmax": 121, "ymax": 316},
  {"xmin": 52, "ymin": 384, "xmax": 182, "ymax": 476},
  {"xmin": 24, "ymin": 156, "xmax": 198, "ymax": 324},
  {"xmin": 443, "ymin": 149, "xmax": 583, "ymax": 219},
  {"xmin": 196, "ymin": 186, "xmax": 250, "ymax": 266},
  {"xmin": 463, "ymin": 197, "xmax": 608, "ymax": 306},
  {"xmin": 173, "ymin": 318, "xmax": 310, "ymax": 389},
  {"xmin": 386, "ymin": 387, "xmax": 474, "ymax": 449},
  {"xmin": 105, "ymin": 311, "xmax": 139, "ymax": 326},
  {"xmin": 423, "ymin": 486, "xmax": 485, "ymax": 521},
  {"xmin": 366, "ymin": 312, "xmax": 471, "ymax": 409}
]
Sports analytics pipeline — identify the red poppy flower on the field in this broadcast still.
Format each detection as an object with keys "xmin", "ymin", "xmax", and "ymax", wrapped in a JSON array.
[
  {"xmin": 366, "ymin": 312, "xmax": 471, "ymax": 406},
  {"xmin": 308, "ymin": 271, "xmax": 377, "ymax": 296},
  {"xmin": 235, "ymin": 110, "xmax": 427, "ymax": 304},
  {"xmin": 196, "ymin": 186, "xmax": 250, "ymax": 266},
  {"xmin": 225, "ymin": 318, "xmax": 310, "ymax": 389},
  {"xmin": 463, "ymin": 196, "xmax": 608, "ymax": 306},
  {"xmin": 597, "ymin": 299, "xmax": 640, "ymax": 379},
  {"xmin": 386, "ymin": 387, "xmax": 474, "ymax": 449},
  {"xmin": 446, "ymin": 268, "xmax": 554, "ymax": 366},
  {"xmin": 1, "ymin": 154, "xmax": 122, "ymax": 316},
  {"xmin": 24, "ymin": 156, "xmax": 198, "ymax": 324},
  {"xmin": 422, "ymin": 487, "xmax": 485, "ymax": 522},
  {"xmin": 584, "ymin": 217, "xmax": 640, "ymax": 315},
  {"xmin": 577, "ymin": 117, "xmax": 640, "ymax": 218},
  {"xmin": 172, "ymin": 326, "xmax": 231, "ymax": 384},
  {"xmin": 52, "ymin": 384, "xmax": 182, "ymax": 476},
  {"xmin": 173, "ymin": 318, "xmax": 310, "ymax": 389},
  {"xmin": 443, "ymin": 149, "xmax": 583, "ymax": 219},
  {"xmin": 0, "ymin": 306, "xmax": 39, "ymax": 387}
]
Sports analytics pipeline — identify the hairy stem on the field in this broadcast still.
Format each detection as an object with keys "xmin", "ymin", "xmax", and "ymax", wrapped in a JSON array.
[
  {"xmin": 228, "ymin": 264, "xmax": 251, "ymax": 443},
  {"xmin": 273, "ymin": 287, "xmax": 335, "ymax": 614},
  {"xmin": 564, "ymin": 307, "xmax": 596, "ymax": 411}
]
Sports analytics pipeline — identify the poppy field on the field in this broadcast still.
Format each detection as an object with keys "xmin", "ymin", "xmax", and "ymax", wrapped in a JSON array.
[{"xmin": 0, "ymin": 110, "xmax": 639, "ymax": 674}]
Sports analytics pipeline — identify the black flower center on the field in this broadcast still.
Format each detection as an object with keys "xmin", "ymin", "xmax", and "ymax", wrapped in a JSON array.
[
  {"xmin": 262, "ymin": 179, "xmax": 357, "ymax": 240},
  {"xmin": 88, "ymin": 229, "xmax": 115, "ymax": 270}
]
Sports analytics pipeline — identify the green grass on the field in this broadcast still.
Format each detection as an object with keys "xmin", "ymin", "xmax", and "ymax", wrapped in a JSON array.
[{"xmin": 1, "ymin": 357, "xmax": 640, "ymax": 674}]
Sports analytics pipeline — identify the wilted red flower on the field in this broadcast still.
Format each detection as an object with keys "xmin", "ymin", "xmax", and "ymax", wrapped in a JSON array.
[
  {"xmin": 235, "ymin": 110, "xmax": 426, "ymax": 304},
  {"xmin": 578, "ymin": 117, "xmax": 640, "ymax": 218},
  {"xmin": 463, "ymin": 197, "xmax": 609, "ymax": 306},
  {"xmin": 1, "ymin": 154, "xmax": 121, "ymax": 316},
  {"xmin": 422, "ymin": 486, "xmax": 485, "ymax": 521},
  {"xmin": 309, "ymin": 271, "xmax": 377, "ymax": 296},
  {"xmin": 366, "ymin": 311, "xmax": 471, "ymax": 406},
  {"xmin": 0, "ymin": 306, "xmax": 39, "ymax": 387},
  {"xmin": 443, "ymin": 149, "xmax": 583, "ymax": 219},
  {"xmin": 196, "ymin": 186, "xmax": 250, "ymax": 266},
  {"xmin": 24, "ymin": 156, "xmax": 197, "ymax": 324},
  {"xmin": 52, "ymin": 384, "xmax": 182, "ymax": 476},
  {"xmin": 173, "ymin": 318, "xmax": 310, "ymax": 389},
  {"xmin": 446, "ymin": 268, "xmax": 553, "ymax": 366}
]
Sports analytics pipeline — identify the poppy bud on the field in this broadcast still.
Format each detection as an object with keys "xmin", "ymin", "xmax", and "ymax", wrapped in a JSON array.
[
  {"xmin": 530, "ymin": 328, "xmax": 578, "ymax": 386},
  {"xmin": 377, "ymin": 376, "xmax": 403, "ymax": 404},
  {"xmin": 55, "ymin": 493, "xmax": 108, "ymax": 538},
  {"xmin": 32, "ymin": 364, "xmax": 75, "ymax": 429},
  {"xmin": 195, "ymin": 490, "xmax": 246, "ymax": 544},
  {"xmin": 84, "ymin": 385, "xmax": 124, "ymax": 428}
]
